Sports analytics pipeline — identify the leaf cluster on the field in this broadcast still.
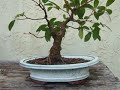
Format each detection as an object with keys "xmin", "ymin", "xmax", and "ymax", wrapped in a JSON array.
[{"xmin": 9, "ymin": 0, "xmax": 115, "ymax": 42}]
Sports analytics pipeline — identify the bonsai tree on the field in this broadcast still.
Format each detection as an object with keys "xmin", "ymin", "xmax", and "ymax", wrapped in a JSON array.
[{"xmin": 9, "ymin": 0, "xmax": 115, "ymax": 64}]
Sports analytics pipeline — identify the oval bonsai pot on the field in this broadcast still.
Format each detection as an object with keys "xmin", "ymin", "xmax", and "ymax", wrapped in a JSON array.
[{"xmin": 20, "ymin": 55, "xmax": 99, "ymax": 82}]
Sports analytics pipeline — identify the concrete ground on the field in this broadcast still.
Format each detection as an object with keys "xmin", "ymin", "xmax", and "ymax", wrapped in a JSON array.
[{"xmin": 0, "ymin": 62, "xmax": 120, "ymax": 90}]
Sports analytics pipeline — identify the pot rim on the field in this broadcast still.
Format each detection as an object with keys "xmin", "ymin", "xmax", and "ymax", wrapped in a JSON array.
[{"xmin": 20, "ymin": 55, "xmax": 99, "ymax": 70}]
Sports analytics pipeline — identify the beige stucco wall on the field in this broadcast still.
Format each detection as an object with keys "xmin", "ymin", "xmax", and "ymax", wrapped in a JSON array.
[{"xmin": 0, "ymin": 0, "xmax": 120, "ymax": 79}]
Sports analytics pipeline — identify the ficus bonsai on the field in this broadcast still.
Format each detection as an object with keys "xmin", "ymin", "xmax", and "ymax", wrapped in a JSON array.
[{"xmin": 9, "ymin": 0, "xmax": 115, "ymax": 65}]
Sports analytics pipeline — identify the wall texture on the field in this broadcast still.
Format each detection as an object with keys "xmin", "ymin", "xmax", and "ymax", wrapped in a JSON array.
[{"xmin": 0, "ymin": 0, "xmax": 120, "ymax": 79}]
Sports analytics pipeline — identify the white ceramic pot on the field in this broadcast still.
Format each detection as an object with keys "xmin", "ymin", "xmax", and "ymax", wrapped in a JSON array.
[{"xmin": 20, "ymin": 55, "xmax": 99, "ymax": 82}]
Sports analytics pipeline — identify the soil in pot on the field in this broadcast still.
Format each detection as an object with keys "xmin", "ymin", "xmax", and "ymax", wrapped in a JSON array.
[{"xmin": 27, "ymin": 57, "xmax": 90, "ymax": 65}]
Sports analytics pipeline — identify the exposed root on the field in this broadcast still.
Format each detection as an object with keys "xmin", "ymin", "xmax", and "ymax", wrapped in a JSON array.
[
  {"xmin": 27, "ymin": 57, "xmax": 89, "ymax": 65},
  {"xmin": 47, "ymin": 57, "xmax": 52, "ymax": 65}
]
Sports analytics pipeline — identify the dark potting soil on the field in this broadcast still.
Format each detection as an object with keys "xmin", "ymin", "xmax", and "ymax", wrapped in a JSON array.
[{"xmin": 27, "ymin": 57, "xmax": 90, "ymax": 65}]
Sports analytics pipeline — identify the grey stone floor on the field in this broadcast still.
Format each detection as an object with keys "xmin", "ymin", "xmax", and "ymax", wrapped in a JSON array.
[{"xmin": 0, "ymin": 62, "xmax": 120, "ymax": 90}]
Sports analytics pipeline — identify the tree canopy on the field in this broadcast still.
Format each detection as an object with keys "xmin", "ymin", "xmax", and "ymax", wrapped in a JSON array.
[{"xmin": 9, "ymin": 0, "xmax": 115, "ymax": 42}]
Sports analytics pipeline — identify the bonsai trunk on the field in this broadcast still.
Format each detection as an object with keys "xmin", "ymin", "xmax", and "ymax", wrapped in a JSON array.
[{"xmin": 48, "ymin": 35, "xmax": 63, "ymax": 64}]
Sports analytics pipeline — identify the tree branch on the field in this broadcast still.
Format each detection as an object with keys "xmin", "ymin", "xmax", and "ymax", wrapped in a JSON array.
[
  {"xmin": 63, "ymin": 0, "xmax": 72, "ymax": 11},
  {"xmin": 73, "ymin": 0, "xmax": 93, "ymax": 11},
  {"xmin": 48, "ymin": 1, "xmax": 70, "ymax": 16},
  {"xmin": 32, "ymin": 0, "xmax": 39, "ymax": 5},
  {"xmin": 61, "ymin": 12, "xmax": 73, "ymax": 30},
  {"xmin": 24, "ymin": 32, "xmax": 45, "ymax": 38},
  {"xmin": 80, "ymin": 0, "xmax": 93, "ymax": 8},
  {"xmin": 17, "ymin": 15, "xmax": 45, "ymax": 20},
  {"xmin": 60, "ymin": 0, "xmax": 93, "ymax": 30},
  {"xmin": 36, "ymin": 0, "xmax": 55, "ymax": 33}
]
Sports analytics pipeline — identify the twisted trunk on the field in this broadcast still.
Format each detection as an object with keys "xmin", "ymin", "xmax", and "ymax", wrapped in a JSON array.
[{"xmin": 48, "ymin": 35, "xmax": 63, "ymax": 64}]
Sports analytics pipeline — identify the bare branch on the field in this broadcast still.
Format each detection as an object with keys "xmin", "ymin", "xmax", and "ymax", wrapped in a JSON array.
[
  {"xmin": 67, "ymin": 25, "xmax": 91, "ymax": 33},
  {"xmin": 60, "ymin": 8, "xmax": 70, "ymax": 16},
  {"xmin": 17, "ymin": 15, "xmax": 45, "ymax": 20},
  {"xmin": 32, "ymin": 0, "xmax": 39, "ymax": 5},
  {"xmin": 48, "ymin": 1, "xmax": 70, "ymax": 16},
  {"xmin": 102, "ymin": 24, "xmax": 112, "ymax": 31},
  {"xmin": 61, "ymin": 12, "xmax": 73, "ymax": 30},
  {"xmin": 24, "ymin": 15, "xmax": 45, "ymax": 20},
  {"xmin": 72, "ymin": 18, "xmax": 95, "ymax": 25},
  {"xmin": 80, "ymin": 0, "xmax": 93, "ymax": 8},
  {"xmin": 73, "ymin": 0, "xmax": 94, "ymax": 11},
  {"xmin": 33, "ymin": 0, "xmax": 55, "ymax": 33},
  {"xmin": 24, "ymin": 32, "xmax": 45, "ymax": 38}
]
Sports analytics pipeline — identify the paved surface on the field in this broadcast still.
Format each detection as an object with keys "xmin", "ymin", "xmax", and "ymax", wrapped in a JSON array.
[{"xmin": 0, "ymin": 62, "xmax": 120, "ymax": 90}]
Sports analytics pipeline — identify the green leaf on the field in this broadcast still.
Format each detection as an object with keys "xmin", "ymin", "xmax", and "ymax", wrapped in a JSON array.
[
  {"xmin": 94, "ymin": 0, "xmax": 99, "ymax": 8},
  {"xmin": 45, "ymin": 3, "xmax": 53, "ymax": 6},
  {"xmin": 50, "ymin": 18, "xmax": 56, "ymax": 22},
  {"xmin": 106, "ymin": 9, "xmax": 112, "ymax": 14},
  {"xmin": 84, "ymin": 32, "xmax": 91, "ymax": 42},
  {"xmin": 80, "ymin": 21, "xmax": 86, "ymax": 26},
  {"xmin": 84, "ymin": 16, "xmax": 89, "ymax": 19},
  {"xmin": 63, "ymin": 3, "xmax": 70, "ymax": 12},
  {"xmin": 45, "ymin": 29, "xmax": 52, "ymax": 42},
  {"xmin": 79, "ymin": 28, "xmax": 84, "ymax": 39},
  {"xmin": 92, "ymin": 27, "xmax": 100, "ymax": 40},
  {"xmin": 98, "ymin": 35, "xmax": 101, "ymax": 41},
  {"xmin": 85, "ymin": 4, "xmax": 94, "ymax": 10},
  {"xmin": 83, "ymin": 26, "xmax": 89, "ymax": 30},
  {"xmin": 54, "ymin": 27, "xmax": 60, "ymax": 32},
  {"xmin": 76, "ymin": 8, "xmax": 85, "ymax": 19},
  {"xmin": 48, "ymin": 7, "xmax": 52, "ymax": 11},
  {"xmin": 50, "ymin": 18, "xmax": 56, "ymax": 25},
  {"xmin": 81, "ymin": 0, "xmax": 87, "ymax": 5},
  {"xmin": 97, "ymin": 6, "xmax": 106, "ymax": 11},
  {"xmin": 63, "ymin": 14, "xmax": 66, "ymax": 19},
  {"xmin": 94, "ymin": 13, "xmax": 99, "ymax": 20},
  {"xmin": 54, "ymin": 21, "xmax": 62, "ymax": 26},
  {"xmin": 8, "ymin": 20, "xmax": 15, "ymax": 31},
  {"xmin": 15, "ymin": 12, "xmax": 25, "ymax": 18},
  {"xmin": 49, "ymin": 1, "xmax": 60, "ymax": 10},
  {"xmin": 69, "ymin": 2, "xmax": 74, "ymax": 7},
  {"xmin": 42, "ymin": 0, "xmax": 49, "ymax": 3},
  {"xmin": 94, "ymin": 11, "xmax": 104, "ymax": 20},
  {"xmin": 36, "ymin": 24, "xmax": 47, "ymax": 32},
  {"xmin": 54, "ymin": 5, "xmax": 60, "ymax": 10},
  {"xmin": 92, "ymin": 23, "xmax": 100, "ymax": 27},
  {"xmin": 106, "ymin": 0, "xmax": 115, "ymax": 7},
  {"xmin": 73, "ymin": 0, "xmax": 80, "ymax": 6}
]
